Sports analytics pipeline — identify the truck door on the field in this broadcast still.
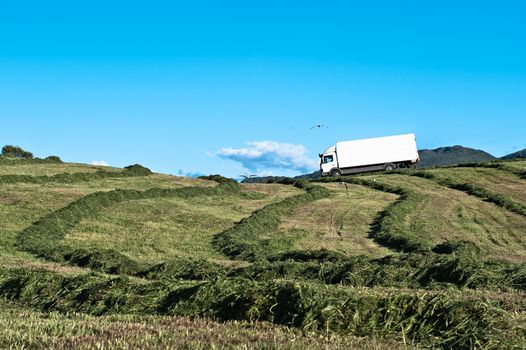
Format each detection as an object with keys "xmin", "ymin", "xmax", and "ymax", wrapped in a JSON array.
[{"xmin": 321, "ymin": 154, "xmax": 336, "ymax": 174}]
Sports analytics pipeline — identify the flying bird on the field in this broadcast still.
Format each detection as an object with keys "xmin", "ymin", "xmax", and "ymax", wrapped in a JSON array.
[{"xmin": 310, "ymin": 124, "xmax": 328, "ymax": 129}]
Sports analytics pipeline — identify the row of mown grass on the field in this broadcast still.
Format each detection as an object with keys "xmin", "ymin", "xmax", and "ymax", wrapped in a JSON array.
[
  {"xmin": 0, "ymin": 164, "xmax": 152, "ymax": 184},
  {"xmin": 15, "ymin": 179, "xmax": 240, "ymax": 277},
  {"xmin": 316, "ymin": 177, "xmax": 428, "ymax": 252},
  {"xmin": 456, "ymin": 160, "xmax": 526, "ymax": 179},
  {"xmin": 5, "ymin": 165, "xmax": 526, "ymax": 348},
  {"xmin": 13, "ymin": 170, "xmax": 526, "ymax": 292},
  {"xmin": 1, "ymin": 300, "xmax": 409, "ymax": 350},
  {"xmin": 407, "ymin": 170, "xmax": 526, "ymax": 217},
  {"xmin": 234, "ymin": 245, "xmax": 526, "ymax": 292},
  {"xmin": 277, "ymin": 182, "xmax": 395, "ymax": 257},
  {"xmin": 0, "ymin": 267, "xmax": 522, "ymax": 349},
  {"xmin": 62, "ymin": 183, "xmax": 302, "ymax": 265},
  {"xmin": 0, "ymin": 156, "xmax": 62, "ymax": 165},
  {"xmin": 427, "ymin": 166, "xmax": 526, "ymax": 206},
  {"xmin": 316, "ymin": 173, "xmax": 526, "ymax": 262},
  {"xmin": 212, "ymin": 180, "xmax": 331, "ymax": 261}
]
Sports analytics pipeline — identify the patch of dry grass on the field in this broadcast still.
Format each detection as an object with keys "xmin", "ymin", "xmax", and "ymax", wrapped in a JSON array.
[
  {"xmin": 0, "ymin": 174, "xmax": 214, "ymax": 267},
  {"xmin": 279, "ymin": 183, "xmax": 396, "ymax": 257},
  {"xmin": 429, "ymin": 167, "xmax": 526, "ymax": 205},
  {"xmin": 0, "ymin": 162, "xmax": 118, "ymax": 176},
  {"xmin": 363, "ymin": 174, "xmax": 526, "ymax": 261},
  {"xmin": 64, "ymin": 186, "xmax": 301, "ymax": 263}
]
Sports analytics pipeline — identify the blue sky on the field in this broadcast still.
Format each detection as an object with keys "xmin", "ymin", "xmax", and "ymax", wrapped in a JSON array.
[{"xmin": 1, "ymin": 1, "xmax": 525, "ymax": 177}]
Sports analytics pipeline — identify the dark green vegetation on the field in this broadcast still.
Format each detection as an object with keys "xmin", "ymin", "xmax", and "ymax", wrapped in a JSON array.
[
  {"xmin": 1, "ymin": 156, "xmax": 526, "ymax": 349},
  {"xmin": 417, "ymin": 145, "xmax": 496, "ymax": 168},
  {"xmin": 502, "ymin": 148, "xmax": 526, "ymax": 160},
  {"xmin": 1, "ymin": 145, "xmax": 34, "ymax": 159}
]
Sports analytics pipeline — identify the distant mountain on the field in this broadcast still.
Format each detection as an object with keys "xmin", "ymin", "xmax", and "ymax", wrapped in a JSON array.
[
  {"xmin": 417, "ymin": 146, "xmax": 495, "ymax": 168},
  {"xmin": 295, "ymin": 170, "xmax": 321, "ymax": 180},
  {"xmin": 501, "ymin": 149, "xmax": 526, "ymax": 160},
  {"xmin": 242, "ymin": 175, "xmax": 287, "ymax": 184}
]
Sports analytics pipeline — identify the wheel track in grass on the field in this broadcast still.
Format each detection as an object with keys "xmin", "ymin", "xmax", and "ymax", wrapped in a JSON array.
[{"xmin": 316, "ymin": 177, "xmax": 427, "ymax": 253}]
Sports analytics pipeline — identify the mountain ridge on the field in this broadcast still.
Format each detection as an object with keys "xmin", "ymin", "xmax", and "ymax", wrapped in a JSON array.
[{"xmin": 502, "ymin": 148, "xmax": 526, "ymax": 160}]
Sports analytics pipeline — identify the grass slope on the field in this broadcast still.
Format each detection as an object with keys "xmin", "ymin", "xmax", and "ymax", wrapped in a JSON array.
[
  {"xmin": 65, "ymin": 185, "xmax": 301, "ymax": 264},
  {"xmin": 1, "ymin": 159, "xmax": 526, "ymax": 348},
  {"xmin": 279, "ymin": 183, "xmax": 396, "ymax": 257}
]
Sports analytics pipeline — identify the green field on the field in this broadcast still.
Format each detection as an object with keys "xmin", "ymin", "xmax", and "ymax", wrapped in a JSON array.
[{"xmin": 1, "ymin": 159, "xmax": 525, "ymax": 349}]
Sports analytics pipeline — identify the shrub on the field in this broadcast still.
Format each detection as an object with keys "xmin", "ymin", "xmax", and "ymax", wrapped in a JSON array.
[
  {"xmin": 44, "ymin": 155, "xmax": 62, "ymax": 163},
  {"xmin": 124, "ymin": 164, "xmax": 152, "ymax": 175},
  {"xmin": 198, "ymin": 174, "xmax": 238, "ymax": 185},
  {"xmin": 1, "ymin": 145, "xmax": 33, "ymax": 159}
]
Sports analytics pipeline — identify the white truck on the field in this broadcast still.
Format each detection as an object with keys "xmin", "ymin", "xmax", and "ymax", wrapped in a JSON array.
[{"xmin": 320, "ymin": 133, "xmax": 419, "ymax": 177}]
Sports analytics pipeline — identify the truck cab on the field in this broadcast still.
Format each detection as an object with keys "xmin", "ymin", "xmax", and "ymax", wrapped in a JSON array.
[{"xmin": 319, "ymin": 145, "xmax": 338, "ymax": 177}]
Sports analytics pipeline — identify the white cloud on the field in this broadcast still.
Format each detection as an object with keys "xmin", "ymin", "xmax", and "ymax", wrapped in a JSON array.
[
  {"xmin": 91, "ymin": 160, "xmax": 109, "ymax": 166},
  {"xmin": 218, "ymin": 141, "xmax": 318, "ymax": 174}
]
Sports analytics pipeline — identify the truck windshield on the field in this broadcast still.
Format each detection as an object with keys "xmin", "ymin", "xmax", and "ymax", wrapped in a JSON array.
[{"xmin": 323, "ymin": 155, "xmax": 334, "ymax": 164}]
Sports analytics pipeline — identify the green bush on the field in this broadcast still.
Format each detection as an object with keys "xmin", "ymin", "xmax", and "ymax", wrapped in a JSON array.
[
  {"xmin": 124, "ymin": 164, "xmax": 152, "ymax": 175},
  {"xmin": 1, "ymin": 145, "xmax": 33, "ymax": 159},
  {"xmin": 44, "ymin": 155, "xmax": 62, "ymax": 163},
  {"xmin": 198, "ymin": 174, "xmax": 238, "ymax": 185}
]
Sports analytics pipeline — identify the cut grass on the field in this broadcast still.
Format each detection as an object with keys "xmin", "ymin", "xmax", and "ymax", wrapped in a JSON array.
[
  {"xmin": 65, "ymin": 185, "xmax": 301, "ymax": 264},
  {"xmin": 233, "ymin": 247, "xmax": 526, "ymax": 292},
  {"xmin": 429, "ymin": 167, "xmax": 526, "ymax": 205},
  {"xmin": 3, "ymin": 161, "xmax": 526, "ymax": 348},
  {"xmin": 0, "ymin": 175, "xmax": 213, "ymax": 266},
  {"xmin": 0, "ymin": 164, "xmax": 149, "ymax": 185},
  {"xmin": 317, "ymin": 176, "xmax": 427, "ymax": 253},
  {"xmin": 457, "ymin": 159, "xmax": 526, "ymax": 179},
  {"xmin": 212, "ymin": 181, "xmax": 331, "ymax": 261},
  {"xmin": 1, "ymin": 268, "xmax": 522, "ymax": 348},
  {"xmin": 278, "ymin": 183, "xmax": 396, "ymax": 257},
  {"xmin": 410, "ymin": 169, "xmax": 526, "ymax": 217},
  {"xmin": 0, "ymin": 162, "xmax": 117, "ymax": 176},
  {"xmin": 0, "ymin": 301, "xmax": 414, "ymax": 350},
  {"xmin": 350, "ymin": 174, "xmax": 526, "ymax": 261},
  {"xmin": 15, "ymin": 183, "xmax": 240, "ymax": 273}
]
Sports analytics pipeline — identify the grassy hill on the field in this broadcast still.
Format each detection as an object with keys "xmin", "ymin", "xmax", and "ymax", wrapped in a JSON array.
[
  {"xmin": 502, "ymin": 148, "xmax": 526, "ymax": 160},
  {"xmin": 1, "ymin": 157, "xmax": 526, "ymax": 348},
  {"xmin": 417, "ymin": 145, "xmax": 496, "ymax": 167}
]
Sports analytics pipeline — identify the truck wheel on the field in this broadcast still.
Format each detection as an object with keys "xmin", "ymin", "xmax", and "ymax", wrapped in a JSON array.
[
  {"xmin": 384, "ymin": 163, "xmax": 396, "ymax": 171},
  {"xmin": 330, "ymin": 169, "xmax": 342, "ymax": 177}
]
